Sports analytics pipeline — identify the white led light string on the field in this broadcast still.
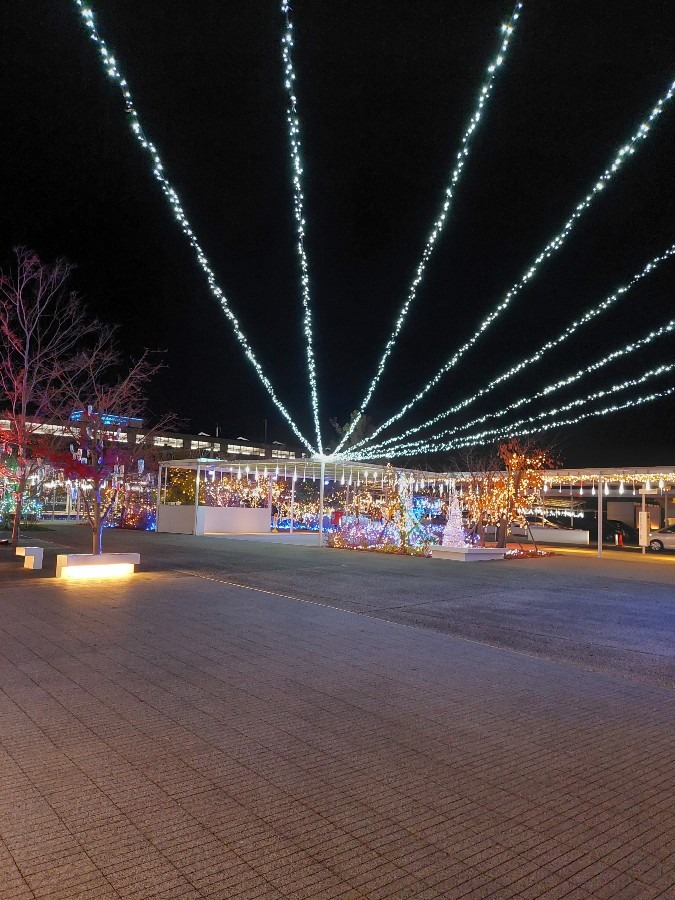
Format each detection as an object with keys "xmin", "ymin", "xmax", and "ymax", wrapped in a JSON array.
[
  {"xmin": 433, "ymin": 384, "xmax": 675, "ymax": 453},
  {"xmin": 348, "ymin": 78, "xmax": 675, "ymax": 455},
  {"xmin": 358, "ymin": 362, "xmax": 675, "ymax": 457},
  {"xmin": 352, "ymin": 244, "xmax": 675, "ymax": 456},
  {"xmin": 335, "ymin": 1, "xmax": 524, "ymax": 453},
  {"xmin": 372, "ymin": 319, "xmax": 675, "ymax": 457},
  {"xmin": 281, "ymin": 1, "xmax": 323, "ymax": 453},
  {"xmin": 74, "ymin": 1, "xmax": 316, "ymax": 455}
]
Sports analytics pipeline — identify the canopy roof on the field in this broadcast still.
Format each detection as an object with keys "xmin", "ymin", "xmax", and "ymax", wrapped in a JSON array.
[{"xmin": 159, "ymin": 458, "xmax": 675, "ymax": 487}]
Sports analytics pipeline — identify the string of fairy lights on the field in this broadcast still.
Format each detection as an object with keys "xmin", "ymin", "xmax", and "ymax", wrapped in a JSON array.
[
  {"xmin": 431, "ymin": 385, "xmax": 675, "ymax": 455},
  {"xmin": 359, "ymin": 343, "xmax": 675, "ymax": 458},
  {"xmin": 334, "ymin": 0, "xmax": 524, "ymax": 453},
  {"xmin": 353, "ymin": 364, "xmax": 675, "ymax": 458},
  {"xmin": 347, "ymin": 77, "xmax": 675, "ymax": 455},
  {"xmin": 280, "ymin": 1, "xmax": 323, "ymax": 454},
  {"xmin": 73, "ymin": 1, "xmax": 316, "ymax": 456},
  {"xmin": 357, "ymin": 320, "xmax": 675, "ymax": 459},
  {"xmin": 72, "ymin": 3, "xmax": 675, "ymax": 464},
  {"xmin": 350, "ymin": 244, "xmax": 675, "ymax": 457}
]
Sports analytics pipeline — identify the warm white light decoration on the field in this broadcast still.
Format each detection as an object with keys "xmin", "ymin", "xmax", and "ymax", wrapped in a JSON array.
[
  {"xmin": 75, "ymin": 1, "xmax": 315, "ymax": 454},
  {"xmin": 362, "ymin": 315, "xmax": 675, "ymax": 457},
  {"xmin": 280, "ymin": 1, "xmax": 323, "ymax": 453},
  {"xmin": 348, "ymin": 78, "xmax": 675, "ymax": 454},
  {"xmin": 335, "ymin": 1, "xmax": 524, "ymax": 453},
  {"xmin": 356, "ymin": 246, "xmax": 675, "ymax": 456}
]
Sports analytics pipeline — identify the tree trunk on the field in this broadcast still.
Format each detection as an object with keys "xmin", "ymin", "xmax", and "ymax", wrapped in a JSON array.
[
  {"xmin": 11, "ymin": 469, "xmax": 27, "ymax": 548},
  {"xmin": 497, "ymin": 515, "xmax": 508, "ymax": 548},
  {"xmin": 92, "ymin": 494, "xmax": 103, "ymax": 555}
]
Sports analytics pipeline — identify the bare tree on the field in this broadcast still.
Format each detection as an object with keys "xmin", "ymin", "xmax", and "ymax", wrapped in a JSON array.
[
  {"xmin": 53, "ymin": 332, "xmax": 174, "ymax": 555},
  {"xmin": 0, "ymin": 248, "xmax": 101, "ymax": 545},
  {"xmin": 329, "ymin": 410, "xmax": 373, "ymax": 451}
]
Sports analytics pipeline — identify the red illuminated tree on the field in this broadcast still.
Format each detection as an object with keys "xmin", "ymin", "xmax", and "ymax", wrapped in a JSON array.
[
  {"xmin": 54, "ymin": 334, "xmax": 173, "ymax": 554},
  {"xmin": 1, "ymin": 247, "xmax": 173, "ymax": 553},
  {"xmin": 0, "ymin": 248, "xmax": 101, "ymax": 545}
]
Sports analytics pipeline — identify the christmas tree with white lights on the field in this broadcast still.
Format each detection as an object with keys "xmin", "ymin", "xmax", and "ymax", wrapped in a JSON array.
[{"xmin": 442, "ymin": 491, "xmax": 467, "ymax": 547}]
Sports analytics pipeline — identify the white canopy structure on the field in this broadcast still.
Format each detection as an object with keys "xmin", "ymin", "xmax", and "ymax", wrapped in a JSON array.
[{"xmin": 157, "ymin": 457, "xmax": 675, "ymax": 556}]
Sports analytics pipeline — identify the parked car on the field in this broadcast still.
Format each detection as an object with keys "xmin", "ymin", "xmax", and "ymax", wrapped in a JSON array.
[
  {"xmin": 648, "ymin": 525, "xmax": 675, "ymax": 552},
  {"xmin": 509, "ymin": 515, "xmax": 561, "ymax": 537},
  {"xmin": 602, "ymin": 519, "xmax": 639, "ymax": 545},
  {"xmin": 584, "ymin": 517, "xmax": 634, "ymax": 543}
]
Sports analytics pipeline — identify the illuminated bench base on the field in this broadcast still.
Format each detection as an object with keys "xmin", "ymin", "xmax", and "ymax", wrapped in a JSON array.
[
  {"xmin": 16, "ymin": 546, "xmax": 44, "ymax": 569},
  {"xmin": 56, "ymin": 552, "xmax": 141, "ymax": 579},
  {"xmin": 431, "ymin": 546, "xmax": 506, "ymax": 563}
]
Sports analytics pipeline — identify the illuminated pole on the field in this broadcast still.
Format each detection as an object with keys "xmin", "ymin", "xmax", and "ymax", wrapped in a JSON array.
[
  {"xmin": 642, "ymin": 483, "xmax": 647, "ymax": 556},
  {"xmin": 194, "ymin": 463, "xmax": 201, "ymax": 536},
  {"xmin": 318, "ymin": 460, "xmax": 325, "ymax": 547},
  {"xmin": 290, "ymin": 470, "xmax": 296, "ymax": 534},
  {"xmin": 597, "ymin": 472, "xmax": 602, "ymax": 558}
]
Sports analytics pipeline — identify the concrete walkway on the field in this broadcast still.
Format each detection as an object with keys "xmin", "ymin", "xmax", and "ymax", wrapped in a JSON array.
[{"xmin": 0, "ymin": 532, "xmax": 673, "ymax": 897}]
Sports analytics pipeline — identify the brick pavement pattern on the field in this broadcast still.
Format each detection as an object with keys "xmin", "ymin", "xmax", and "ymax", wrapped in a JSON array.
[{"xmin": 0, "ymin": 556, "xmax": 674, "ymax": 897}]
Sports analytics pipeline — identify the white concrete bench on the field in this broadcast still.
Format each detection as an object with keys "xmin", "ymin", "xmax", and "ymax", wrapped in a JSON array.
[
  {"xmin": 16, "ymin": 546, "xmax": 44, "ymax": 569},
  {"xmin": 56, "ymin": 552, "xmax": 140, "ymax": 579},
  {"xmin": 431, "ymin": 545, "xmax": 506, "ymax": 563}
]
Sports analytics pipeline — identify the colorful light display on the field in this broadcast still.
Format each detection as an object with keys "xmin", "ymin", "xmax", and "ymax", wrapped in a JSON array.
[{"xmin": 327, "ymin": 474, "xmax": 437, "ymax": 556}]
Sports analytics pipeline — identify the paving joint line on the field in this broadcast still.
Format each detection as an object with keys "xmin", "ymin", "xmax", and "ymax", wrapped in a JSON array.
[{"xmin": 174, "ymin": 568, "xmax": 675, "ymax": 693}]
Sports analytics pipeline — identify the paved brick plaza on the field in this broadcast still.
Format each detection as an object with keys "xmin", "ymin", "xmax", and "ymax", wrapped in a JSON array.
[{"xmin": 0, "ymin": 529, "xmax": 673, "ymax": 898}]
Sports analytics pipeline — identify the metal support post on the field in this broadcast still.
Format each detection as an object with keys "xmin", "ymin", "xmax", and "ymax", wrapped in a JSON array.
[
  {"xmin": 318, "ymin": 460, "xmax": 325, "ymax": 547},
  {"xmin": 597, "ymin": 472, "xmax": 603, "ymax": 558},
  {"xmin": 194, "ymin": 463, "xmax": 201, "ymax": 536}
]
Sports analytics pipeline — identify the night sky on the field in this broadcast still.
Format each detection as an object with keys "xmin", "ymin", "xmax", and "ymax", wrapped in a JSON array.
[{"xmin": 3, "ymin": 1, "xmax": 674, "ymax": 467}]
